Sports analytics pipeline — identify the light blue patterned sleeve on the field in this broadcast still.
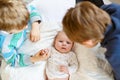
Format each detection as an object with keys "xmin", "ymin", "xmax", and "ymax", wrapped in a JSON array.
[{"xmin": 27, "ymin": 4, "xmax": 42, "ymax": 23}]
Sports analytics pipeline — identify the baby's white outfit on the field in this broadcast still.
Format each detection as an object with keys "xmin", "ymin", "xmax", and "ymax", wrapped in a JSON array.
[{"xmin": 46, "ymin": 47, "xmax": 78, "ymax": 79}]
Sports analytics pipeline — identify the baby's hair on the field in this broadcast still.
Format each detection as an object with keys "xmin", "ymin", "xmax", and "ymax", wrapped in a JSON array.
[
  {"xmin": 0, "ymin": 0, "xmax": 29, "ymax": 32},
  {"xmin": 54, "ymin": 31, "xmax": 65, "ymax": 41}
]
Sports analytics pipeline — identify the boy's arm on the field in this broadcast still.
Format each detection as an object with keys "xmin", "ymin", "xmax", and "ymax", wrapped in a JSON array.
[
  {"xmin": 105, "ymin": 40, "xmax": 120, "ymax": 80},
  {"xmin": 27, "ymin": 5, "xmax": 42, "ymax": 42}
]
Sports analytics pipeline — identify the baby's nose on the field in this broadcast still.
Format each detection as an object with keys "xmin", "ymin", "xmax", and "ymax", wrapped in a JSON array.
[{"xmin": 62, "ymin": 42, "xmax": 67, "ymax": 45}]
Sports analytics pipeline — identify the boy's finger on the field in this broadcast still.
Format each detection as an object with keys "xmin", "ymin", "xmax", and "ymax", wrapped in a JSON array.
[{"xmin": 35, "ymin": 50, "xmax": 42, "ymax": 56}]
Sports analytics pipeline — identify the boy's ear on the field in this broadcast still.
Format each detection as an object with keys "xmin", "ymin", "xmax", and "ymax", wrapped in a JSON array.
[{"xmin": 81, "ymin": 39, "xmax": 97, "ymax": 48}]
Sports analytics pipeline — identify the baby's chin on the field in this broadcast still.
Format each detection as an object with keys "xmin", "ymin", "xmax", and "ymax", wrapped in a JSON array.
[
  {"xmin": 56, "ymin": 48, "xmax": 71, "ymax": 53},
  {"xmin": 59, "ymin": 50, "xmax": 70, "ymax": 54}
]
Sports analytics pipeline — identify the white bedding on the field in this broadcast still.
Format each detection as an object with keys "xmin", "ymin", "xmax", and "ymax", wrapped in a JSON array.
[
  {"xmin": 29, "ymin": 0, "xmax": 75, "ymax": 22},
  {"xmin": 1, "ymin": 60, "xmax": 46, "ymax": 80}
]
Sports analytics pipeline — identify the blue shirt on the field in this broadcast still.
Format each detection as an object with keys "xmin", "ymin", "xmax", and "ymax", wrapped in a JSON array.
[{"xmin": 101, "ymin": 3, "xmax": 120, "ymax": 80}]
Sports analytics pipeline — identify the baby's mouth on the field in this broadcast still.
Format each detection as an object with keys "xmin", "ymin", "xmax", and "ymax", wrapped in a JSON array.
[{"xmin": 61, "ymin": 47, "xmax": 66, "ymax": 50}]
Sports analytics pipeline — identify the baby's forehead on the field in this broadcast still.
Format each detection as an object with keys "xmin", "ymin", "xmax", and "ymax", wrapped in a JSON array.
[
  {"xmin": 56, "ymin": 31, "xmax": 66, "ymax": 38},
  {"xmin": 56, "ymin": 32, "xmax": 73, "ymax": 42}
]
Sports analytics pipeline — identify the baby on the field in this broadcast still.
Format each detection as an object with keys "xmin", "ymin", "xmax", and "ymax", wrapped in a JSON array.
[{"xmin": 39, "ymin": 31, "xmax": 78, "ymax": 80}]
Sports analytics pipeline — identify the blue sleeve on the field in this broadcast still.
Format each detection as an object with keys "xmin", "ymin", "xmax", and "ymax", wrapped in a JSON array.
[
  {"xmin": 101, "ymin": 3, "xmax": 120, "ymax": 80},
  {"xmin": 105, "ymin": 38, "xmax": 120, "ymax": 80},
  {"xmin": 101, "ymin": 3, "xmax": 120, "ymax": 19},
  {"xmin": 27, "ymin": 4, "xmax": 42, "ymax": 23}
]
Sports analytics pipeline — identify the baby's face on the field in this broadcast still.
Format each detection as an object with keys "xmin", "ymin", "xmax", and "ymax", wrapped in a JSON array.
[{"xmin": 54, "ymin": 31, "xmax": 73, "ymax": 53}]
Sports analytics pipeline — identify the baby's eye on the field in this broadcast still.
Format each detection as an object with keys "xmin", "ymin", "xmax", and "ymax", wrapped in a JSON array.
[
  {"xmin": 67, "ymin": 41, "xmax": 71, "ymax": 44},
  {"xmin": 59, "ymin": 40, "xmax": 63, "ymax": 42}
]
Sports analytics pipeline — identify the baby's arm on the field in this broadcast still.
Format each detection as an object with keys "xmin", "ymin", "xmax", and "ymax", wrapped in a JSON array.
[{"xmin": 27, "ymin": 5, "xmax": 42, "ymax": 42}]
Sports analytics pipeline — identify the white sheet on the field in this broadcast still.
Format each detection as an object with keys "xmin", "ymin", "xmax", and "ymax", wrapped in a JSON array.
[
  {"xmin": 1, "ymin": 60, "xmax": 46, "ymax": 80},
  {"xmin": 29, "ymin": 0, "xmax": 75, "ymax": 22}
]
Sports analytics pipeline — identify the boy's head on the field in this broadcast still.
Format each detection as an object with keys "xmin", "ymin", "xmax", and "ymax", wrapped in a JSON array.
[
  {"xmin": 54, "ymin": 31, "xmax": 73, "ymax": 53},
  {"xmin": 0, "ymin": 0, "xmax": 29, "ymax": 33},
  {"xmin": 62, "ymin": 1, "xmax": 111, "ymax": 47}
]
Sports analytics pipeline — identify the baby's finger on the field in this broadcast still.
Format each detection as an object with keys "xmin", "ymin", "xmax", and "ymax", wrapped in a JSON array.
[{"xmin": 44, "ymin": 49, "xmax": 49, "ymax": 53}]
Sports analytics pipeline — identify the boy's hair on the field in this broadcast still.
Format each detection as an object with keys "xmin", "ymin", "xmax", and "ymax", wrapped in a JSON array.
[
  {"xmin": 0, "ymin": 0, "xmax": 29, "ymax": 32},
  {"xmin": 62, "ymin": 1, "xmax": 111, "ymax": 43}
]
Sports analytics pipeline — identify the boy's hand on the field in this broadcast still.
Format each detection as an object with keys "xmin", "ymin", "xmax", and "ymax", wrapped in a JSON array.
[
  {"xmin": 30, "ymin": 21, "xmax": 40, "ymax": 42},
  {"xmin": 59, "ymin": 65, "xmax": 69, "ymax": 74},
  {"xmin": 30, "ymin": 49, "xmax": 49, "ymax": 63}
]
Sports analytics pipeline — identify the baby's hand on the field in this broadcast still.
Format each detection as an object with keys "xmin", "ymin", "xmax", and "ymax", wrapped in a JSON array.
[
  {"xmin": 40, "ymin": 49, "xmax": 49, "ymax": 55},
  {"xmin": 30, "ymin": 21, "xmax": 40, "ymax": 42},
  {"xmin": 30, "ymin": 49, "xmax": 49, "ymax": 63},
  {"xmin": 59, "ymin": 65, "xmax": 69, "ymax": 74}
]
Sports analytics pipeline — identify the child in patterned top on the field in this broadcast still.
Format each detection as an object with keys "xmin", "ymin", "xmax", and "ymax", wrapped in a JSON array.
[
  {"xmin": 38, "ymin": 31, "xmax": 78, "ymax": 80},
  {"xmin": 0, "ymin": 0, "xmax": 45, "ymax": 67}
]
